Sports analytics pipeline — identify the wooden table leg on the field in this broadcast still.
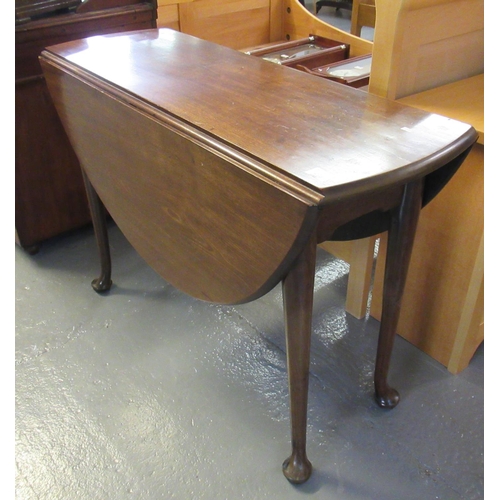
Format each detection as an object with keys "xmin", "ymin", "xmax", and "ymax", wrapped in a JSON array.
[
  {"xmin": 81, "ymin": 169, "xmax": 112, "ymax": 293},
  {"xmin": 374, "ymin": 180, "xmax": 423, "ymax": 408},
  {"xmin": 282, "ymin": 234, "xmax": 317, "ymax": 484}
]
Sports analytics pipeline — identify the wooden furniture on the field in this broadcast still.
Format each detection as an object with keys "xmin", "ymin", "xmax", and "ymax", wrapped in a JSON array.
[
  {"xmin": 13, "ymin": 0, "xmax": 373, "ymax": 318},
  {"xmin": 16, "ymin": 0, "xmax": 81, "ymax": 23},
  {"xmin": 369, "ymin": 0, "xmax": 484, "ymax": 100},
  {"xmin": 156, "ymin": 0, "xmax": 482, "ymax": 325},
  {"xmin": 15, "ymin": 0, "xmax": 158, "ymax": 252},
  {"xmin": 351, "ymin": 0, "xmax": 375, "ymax": 37},
  {"xmin": 40, "ymin": 29, "xmax": 476, "ymax": 483},
  {"xmin": 365, "ymin": 0, "xmax": 484, "ymax": 372},
  {"xmin": 153, "ymin": 0, "xmax": 375, "ymax": 318},
  {"xmin": 156, "ymin": 0, "xmax": 372, "ymax": 55},
  {"xmin": 299, "ymin": 53, "xmax": 371, "ymax": 87},
  {"xmin": 243, "ymin": 36, "xmax": 350, "ymax": 70},
  {"xmin": 370, "ymin": 74, "xmax": 484, "ymax": 374}
]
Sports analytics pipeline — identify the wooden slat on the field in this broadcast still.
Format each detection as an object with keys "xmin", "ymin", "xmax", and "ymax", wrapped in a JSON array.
[
  {"xmin": 179, "ymin": 0, "xmax": 272, "ymax": 49},
  {"xmin": 369, "ymin": 0, "xmax": 484, "ymax": 99},
  {"xmin": 157, "ymin": 4, "xmax": 180, "ymax": 29}
]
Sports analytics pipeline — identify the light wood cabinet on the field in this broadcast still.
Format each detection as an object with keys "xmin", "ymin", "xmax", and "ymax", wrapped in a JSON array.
[{"xmin": 370, "ymin": 75, "xmax": 484, "ymax": 373}]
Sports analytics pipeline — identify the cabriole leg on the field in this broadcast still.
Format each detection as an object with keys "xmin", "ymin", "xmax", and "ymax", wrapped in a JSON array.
[
  {"xmin": 81, "ymin": 169, "xmax": 112, "ymax": 293},
  {"xmin": 282, "ymin": 235, "xmax": 317, "ymax": 483},
  {"xmin": 375, "ymin": 180, "xmax": 423, "ymax": 408}
]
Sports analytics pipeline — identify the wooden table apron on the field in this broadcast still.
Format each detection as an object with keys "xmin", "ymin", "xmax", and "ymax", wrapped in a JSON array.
[{"xmin": 39, "ymin": 29, "xmax": 477, "ymax": 484}]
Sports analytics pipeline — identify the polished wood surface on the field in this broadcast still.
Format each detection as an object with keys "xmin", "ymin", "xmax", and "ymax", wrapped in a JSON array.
[
  {"xmin": 371, "ymin": 74, "xmax": 484, "ymax": 373},
  {"xmin": 15, "ymin": 75, "xmax": 91, "ymax": 252},
  {"xmin": 15, "ymin": 0, "xmax": 157, "ymax": 251},
  {"xmin": 41, "ymin": 32, "xmax": 474, "ymax": 202},
  {"xmin": 40, "ymin": 29, "xmax": 476, "ymax": 482},
  {"xmin": 17, "ymin": 0, "xmax": 375, "ymax": 313},
  {"xmin": 153, "ymin": 0, "xmax": 484, "ymax": 324},
  {"xmin": 154, "ymin": 0, "xmax": 374, "ymax": 317},
  {"xmin": 398, "ymin": 74, "xmax": 484, "ymax": 145}
]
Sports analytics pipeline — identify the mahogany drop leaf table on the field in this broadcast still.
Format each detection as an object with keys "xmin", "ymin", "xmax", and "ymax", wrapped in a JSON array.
[{"xmin": 40, "ymin": 29, "xmax": 476, "ymax": 483}]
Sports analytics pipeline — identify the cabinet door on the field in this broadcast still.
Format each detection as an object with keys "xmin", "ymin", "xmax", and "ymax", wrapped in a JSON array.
[{"xmin": 15, "ymin": 77, "xmax": 91, "ymax": 249}]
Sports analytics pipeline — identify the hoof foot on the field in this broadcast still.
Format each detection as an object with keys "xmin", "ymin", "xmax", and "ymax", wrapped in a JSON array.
[
  {"xmin": 91, "ymin": 277, "xmax": 112, "ymax": 293},
  {"xmin": 375, "ymin": 387, "xmax": 400, "ymax": 409},
  {"xmin": 282, "ymin": 455, "xmax": 312, "ymax": 484}
]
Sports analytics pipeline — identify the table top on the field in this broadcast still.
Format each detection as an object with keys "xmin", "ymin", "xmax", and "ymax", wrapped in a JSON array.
[
  {"xmin": 42, "ymin": 29, "xmax": 477, "ymax": 204},
  {"xmin": 40, "ymin": 29, "xmax": 478, "ymax": 304},
  {"xmin": 398, "ymin": 74, "xmax": 484, "ymax": 145}
]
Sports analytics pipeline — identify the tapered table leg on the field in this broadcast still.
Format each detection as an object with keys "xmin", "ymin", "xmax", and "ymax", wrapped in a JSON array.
[
  {"xmin": 282, "ymin": 234, "xmax": 317, "ymax": 484},
  {"xmin": 81, "ymin": 169, "xmax": 112, "ymax": 293},
  {"xmin": 374, "ymin": 180, "xmax": 423, "ymax": 408}
]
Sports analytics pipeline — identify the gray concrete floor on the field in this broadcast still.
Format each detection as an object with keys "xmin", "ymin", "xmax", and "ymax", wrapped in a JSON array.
[{"xmin": 16, "ymin": 222, "xmax": 483, "ymax": 499}]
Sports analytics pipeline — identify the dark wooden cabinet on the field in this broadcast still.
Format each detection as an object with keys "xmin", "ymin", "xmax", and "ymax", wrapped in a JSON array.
[{"xmin": 15, "ymin": 0, "xmax": 157, "ymax": 251}]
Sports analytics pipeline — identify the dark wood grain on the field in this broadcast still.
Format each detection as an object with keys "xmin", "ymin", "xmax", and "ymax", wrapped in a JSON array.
[
  {"xmin": 81, "ymin": 169, "xmax": 113, "ymax": 293},
  {"xmin": 282, "ymin": 233, "xmax": 317, "ymax": 483},
  {"xmin": 41, "ymin": 30, "xmax": 475, "ymax": 203},
  {"xmin": 15, "ymin": 1, "xmax": 157, "ymax": 250},
  {"xmin": 39, "ymin": 29, "xmax": 477, "ymax": 482},
  {"xmin": 374, "ymin": 179, "xmax": 423, "ymax": 408}
]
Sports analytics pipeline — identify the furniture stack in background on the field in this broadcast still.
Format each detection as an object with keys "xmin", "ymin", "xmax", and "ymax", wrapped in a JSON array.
[{"xmin": 15, "ymin": 0, "xmax": 158, "ymax": 253}]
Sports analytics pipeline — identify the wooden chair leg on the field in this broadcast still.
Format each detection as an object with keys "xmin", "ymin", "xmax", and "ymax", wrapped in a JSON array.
[
  {"xmin": 320, "ymin": 236, "xmax": 377, "ymax": 320},
  {"xmin": 374, "ymin": 180, "xmax": 423, "ymax": 408},
  {"xmin": 345, "ymin": 236, "xmax": 377, "ymax": 318},
  {"xmin": 81, "ymin": 169, "xmax": 112, "ymax": 293},
  {"xmin": 351, "ymin": 0, "xmax": 362, "ymax": 36},
  {"xmin": 282, "ymin": 234, "xmax": 317, "ymax": 484}
]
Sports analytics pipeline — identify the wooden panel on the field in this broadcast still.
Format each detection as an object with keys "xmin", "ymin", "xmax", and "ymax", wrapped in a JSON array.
[
  {"xmin": 365, "ymin": 2, "xmax": 484, "ymax": 373},
  {"xmin": 406, "ymin": 0, "xmax": 458, "ymax": 8},
  {"xmin": 269, "ymin": 0, "xmax": 284, "ymax": 42},
  {"xmin": 370, "ymin": 74, "xmax": 484, "ymax": 372},
  {"xmin": 397, "ymin": 74, "xmax": 484, "ymax": 144},
  {"xmin": 369, "ymin": 0, "xmax": 484, "ymax": 99},
  {"xmin": 157, "ymin": 4, "xmax": 180, "ymax": 29},
  {"xmin": 351, "ymin": 0, "xmax": 376, "ymax": 37},
  {"xmin": 284, "ymin": 0, "xmax": 373, "ymax": 57},
  {"xmin": 447, "ymin": 234, "xmax": 484, "ymax": 373},
  {"xmin": 15, "ymin": 77, "xmax": 91, "ymax": 248},
  {"xmin": 402, "ymin": 33, "xmax": 481, "ymax": 99},
  {"xmin": 16, "ymin": 6, "xmax": 158, "ymax": 79},
  {"xmin": 43, "ymin": 60, "xmax": 319, "ymax": 304},
  {"xmin": 320, "ymin": 237, "xmax": 377, "ymax": 319},
  {"xmin": 157, "ymin": 0, "xmax": 192, "ymax": 4},
  {"xmin": 179, "ymin": 0, "xmax": 272, "ymax": 49},
  {"xmin": 15, "ymin": 0, "xmax": 157, "ymax": 249},
  {"xmin": 371, "ymin": 144, "xmax": 484, "ymax": 372}
]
